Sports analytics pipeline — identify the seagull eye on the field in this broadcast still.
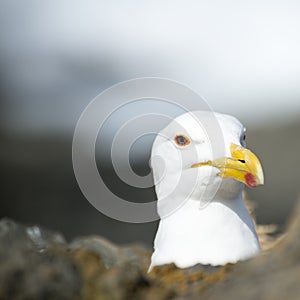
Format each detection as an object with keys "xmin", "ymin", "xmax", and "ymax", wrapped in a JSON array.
[
  {"xmin": 240, "ymin": 131, "xmax": 246, "ymax": 147},
  {"xmin": 174, "ymin": 134, "xmax": 190, "ymax": 146}
]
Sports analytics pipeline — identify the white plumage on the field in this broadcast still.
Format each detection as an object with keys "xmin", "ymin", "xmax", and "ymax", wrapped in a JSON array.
[{"xmin": 149, "ymin": 111, "xmax": 263, "ymax": 270}]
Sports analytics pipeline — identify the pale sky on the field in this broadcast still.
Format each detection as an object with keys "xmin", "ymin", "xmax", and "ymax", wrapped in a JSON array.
[{"xmin": 1, "ymin": 0, "xmax": 300, "ymax": 134}]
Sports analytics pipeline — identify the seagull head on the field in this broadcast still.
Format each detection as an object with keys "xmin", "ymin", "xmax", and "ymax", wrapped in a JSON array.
[{"xmin": 150, "ymin": 111, "xmax": 264, "ymax": 214}]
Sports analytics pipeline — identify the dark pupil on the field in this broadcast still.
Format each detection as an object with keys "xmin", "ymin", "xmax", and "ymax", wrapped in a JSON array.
[{"xmin": 177, "ymin": 136, "xmax": 187, "ymax": 145}]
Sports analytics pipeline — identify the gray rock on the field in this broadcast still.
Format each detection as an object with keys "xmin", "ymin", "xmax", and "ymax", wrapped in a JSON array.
[
  {"xmin": 0, "ymin": 218, "xmax": 66, "ymax": 251},
  {"xmin": 0, "ymin": 219, "xmax": 81, "ymax": 300},
  {"xmin": 1, "ymin": 198, "xmax": 300, "ymax": 300}
]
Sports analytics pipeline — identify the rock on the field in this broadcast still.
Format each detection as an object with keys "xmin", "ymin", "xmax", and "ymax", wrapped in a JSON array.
[
  {"xmin": 148, "ymin": 263, "xmax": 232, "ymax": 297},
  {"xmin": 70, "ymin": 236, "xmax": 150, "ymax": 270},
  {"xmin": 0, "ymin": 219, "xmax": 81, "ymax": 300},
  {"xmin": 1, "ymin": 199, "xmax": 300, "ymax": 300},
  {"xmin": 71, "ymin": 236, "xmax": 121, "ymax": 269},
  {"xmin": 0, "ymin": 220, "xmax": 171, "ymax": 300},
  {"xmin": 69, "ymin": 237, "xmax": 155, "ymax": 300},
  {"xmin": 0, "ymin": 218, "xmax": 66, "ymax": 251}
]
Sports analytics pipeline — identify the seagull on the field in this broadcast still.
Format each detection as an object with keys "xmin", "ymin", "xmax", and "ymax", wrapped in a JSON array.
[{"xmin": 149, "ymin": 111, "xmax": 264, "ymax": 270}]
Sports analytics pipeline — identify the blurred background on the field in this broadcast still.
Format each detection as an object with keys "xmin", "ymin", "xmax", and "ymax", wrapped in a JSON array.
[{"xmin": 0, "ymin": 0, "xmax": 300, "ymax": 246}]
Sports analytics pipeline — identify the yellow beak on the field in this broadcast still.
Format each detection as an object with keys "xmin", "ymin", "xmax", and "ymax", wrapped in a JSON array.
[{"xmin": 191, "ymin": 143, "xmax": 264, "ymax": 188}]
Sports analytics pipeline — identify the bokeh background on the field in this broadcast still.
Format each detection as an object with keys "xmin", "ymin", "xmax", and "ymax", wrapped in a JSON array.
[{"xmin": 1, "ymin": 1, "xmax": 300, "ymax": 246}]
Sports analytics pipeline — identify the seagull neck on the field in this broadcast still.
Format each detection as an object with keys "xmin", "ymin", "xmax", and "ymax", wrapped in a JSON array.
[
  {"xmin": 153, "ymin": 191, "xmax": 259, "ymax": 268},
  {"xmin": 157, "ymin": 191, "xmax": 243, "ymax": 219},
  {"xmin": 187, "ymin": 192, "xmax": 251, "ymax": 221},
  {"xmin": 161, "ymin": 191, "xmax": 257, "ymax": 241},
  {"xmin": 162, "ymin": 187, "xmax": 244, "ymax": 207},
  {"xmin": 188, "ymin": 190, "xmax": 244, "ymax": 207}
]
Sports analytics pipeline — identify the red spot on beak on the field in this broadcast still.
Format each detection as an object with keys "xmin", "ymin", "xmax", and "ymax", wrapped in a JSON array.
[{"xmin": 245, "ymin": 173, "xmax": 257, "ymax": 188}]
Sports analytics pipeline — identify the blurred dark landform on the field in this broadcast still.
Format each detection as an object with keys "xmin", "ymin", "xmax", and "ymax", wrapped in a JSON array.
[{"xmin": 0, "ymin": 130, "xmax": 157, "ymax": 245}]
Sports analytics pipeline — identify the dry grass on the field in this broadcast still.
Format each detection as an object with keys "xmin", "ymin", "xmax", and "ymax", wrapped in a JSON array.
[{"xmin": 243, "ymin": 191, "xmax": 286, "ymax": 252}]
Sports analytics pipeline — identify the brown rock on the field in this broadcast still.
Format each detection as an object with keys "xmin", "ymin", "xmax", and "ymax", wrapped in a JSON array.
[{"xmin": 1, "ymin": 197, "xmax": 300, "ymax": 300}]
